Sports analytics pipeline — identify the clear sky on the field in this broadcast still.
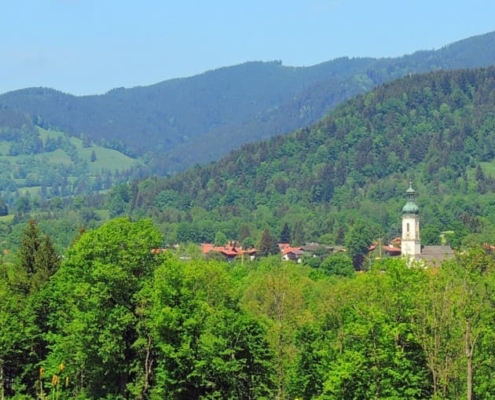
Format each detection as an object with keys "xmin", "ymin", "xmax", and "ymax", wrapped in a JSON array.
[{"xmin": 2, "ymin": 0, "xmax": 494, "ymax": 96}]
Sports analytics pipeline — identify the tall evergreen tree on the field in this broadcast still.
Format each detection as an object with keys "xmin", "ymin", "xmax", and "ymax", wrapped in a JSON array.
[
  {"xmin": 6, "ymin": 220, "xmax": 61, "ymax": 397},
  {"xmin": 17, "ymin": 220, "xmax": 41, "ymax": 293},
  {"xmin": 16, "ymin": 220, "xmax": 60, "ymax": 294},
  {"xmin": 280, "ymin": 222, "xmax": 291, "ymax": 244},
  {"xmin": 258, "ymin": 229, "xmax": 280, "ymax": 257}
]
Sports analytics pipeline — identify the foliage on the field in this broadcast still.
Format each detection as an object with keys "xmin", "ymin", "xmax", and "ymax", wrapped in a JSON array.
[
  {"xmin": 43, "ymin": 218, "xmax": 163, "ymax": 399},
  {"xmin": 258, "ymin": 229, "xmax": 280, "ymax": 257},
  {"xmin": 2, "ymin": 217, "xmax": 495, "ymax": 398},
  {"xmin": 344, "ymin": 220, "xmax": 374, "ymax": 269},
  {"xmin": 319, "ymin": 252, "xmax": 355, "ymax": 277}
]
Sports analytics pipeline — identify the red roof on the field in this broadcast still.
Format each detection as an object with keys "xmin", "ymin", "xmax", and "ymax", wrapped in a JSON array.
[
  {"xmin": 282, "ymin": 246, "xmax": 302, "ymax": 256},
  {"xmin": 201, "ymin": 243, "xmax": 257, "ymax": 257},
  {"xmin": 201, "ymin": 243, "xmax": 214, "ymax": 254}
]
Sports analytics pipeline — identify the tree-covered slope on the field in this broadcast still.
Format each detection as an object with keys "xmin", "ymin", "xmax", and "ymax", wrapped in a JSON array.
[
  {"xmin": 120, "ymin": 67, "xmax": 495, "ymax": 247},
  {"xmin": 2, "ymin": 31, "xmax": 495, "ymax": 173}
]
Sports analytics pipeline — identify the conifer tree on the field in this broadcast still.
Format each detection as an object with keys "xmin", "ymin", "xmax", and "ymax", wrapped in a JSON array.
[
  {"xmin": 18, "ymin": 220, "xmax": 41, "ymax": 284},
  {"xmin": 33, "ymin": 235, "xmax": 60, "ymax": 292},
  {"xmin": 258, "ymin": 229, "xmax": 280, "ymax": 257},
  {"xmin": 7, "ymin": 220, "xmax": 60, "ymax": 397},
  {"xmin": 17, "ymin": 220, "xmax": 59, "ymax": 294},
  {"xmin": 280, "ymin": 222, "xmax": 291, "ymax": 244}
]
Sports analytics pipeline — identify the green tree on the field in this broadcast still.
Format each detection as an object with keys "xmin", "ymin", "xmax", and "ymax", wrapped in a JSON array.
[
  {"xmin": 280, "ymin": 222, "xmax": 291, "ymax": 243},
  {"xmin": 344, "ymin": 220, "xmax": 374, "ymax": 270},
  {"xmin": 316, "ymin": 260, "xmax": 431, "ymax": 399},
  {"xmin": 242, "ymin": 264, "xmax": 313, "ymax": 398},
  {"xmin": 45, "ymin": 218, "xmax": 163, "ymax": 399},
  {"xmin": 238, "ymin": 224, "xmax": 251, "ymax": 244},
  {"xmin": 448, "ymin": 250, "xmax": 495, "ymax": 400},
  {"xmin": 242, "ymin": 236, "xmax": 255, "ymax": 250},
  {"xmin": 320, "ymin": 252, "xmax": 354, "ymax": 277},
  {"xmin": 15, "ymin": 196, "xmax": 31, "ymax": 215},
  {"xmin": 421, "ymin": 224, "xmax": 442, "ymax": 245},
  {"xmin": 258, "ymin": 229, "xmax": 280, "ymax": 257},
  {"xmin": 0, "ymin": 265, "xmax": 38, "ymax": 399},
  {"xmin": 292, "ymin": 220, "xmax": 305, "ymax": 246},
  {"xmin": 214, "ymin": 231, "xmax": 228, "ymax": 246},
  {"xmin": 16, "ymin": 220, "xmax": 60, "ymax": 294},
  {"xmin": 151, "ymin": 258, "xmax": 275, "ymax": 398}
]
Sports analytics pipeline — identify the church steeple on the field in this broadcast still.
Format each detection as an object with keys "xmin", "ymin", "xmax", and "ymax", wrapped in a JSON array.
[
  {"xmin": 401, "ymin": 182, "xmax": 421, "ymax": 258},
  {"xmin": 402, "ymin": 182, "xmax": 419, "ymax": 215}
]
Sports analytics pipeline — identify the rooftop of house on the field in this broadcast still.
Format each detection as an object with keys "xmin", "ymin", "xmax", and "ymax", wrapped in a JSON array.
[
  {"xmin": 419, "ymin": 245, "xmax": 455, "ymax": 265},
  {"xmin": 201, "ymin": 243, "xmax": 257, "ymax": 257}
]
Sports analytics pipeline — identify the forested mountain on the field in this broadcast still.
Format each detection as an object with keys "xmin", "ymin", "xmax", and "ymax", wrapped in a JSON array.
[
  {"xmin": 6, "ymin": 58, "xmax": 495, "ymax": 400},
  {"xmin": 2, "ymin": 31, "xmax": 495, "ymax": 173},
  {"xmin": 107, "ymin": 67, "xmax": 495, "ymax": 250}
]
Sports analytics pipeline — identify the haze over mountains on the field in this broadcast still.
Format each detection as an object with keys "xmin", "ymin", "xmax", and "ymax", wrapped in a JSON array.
[{"xmin": 1, "ymin": 31, "xmax": 495, "ymax": 175}]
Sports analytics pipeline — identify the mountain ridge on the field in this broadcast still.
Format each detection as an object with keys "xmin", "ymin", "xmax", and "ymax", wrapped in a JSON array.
[{"xmin": 2, "ymin": 31, "xmax": 495, "ymax": 173}]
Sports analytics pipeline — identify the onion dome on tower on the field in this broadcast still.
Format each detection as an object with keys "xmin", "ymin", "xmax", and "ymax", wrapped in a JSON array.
[{"xmin": 402, "ymin": 183, "xmax": 419, "ymax": 215}]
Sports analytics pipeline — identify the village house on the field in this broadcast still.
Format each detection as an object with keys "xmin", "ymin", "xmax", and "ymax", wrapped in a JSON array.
[{"xmin": 201, "ymin": 243, "xmax": 256, "ymax": 261}]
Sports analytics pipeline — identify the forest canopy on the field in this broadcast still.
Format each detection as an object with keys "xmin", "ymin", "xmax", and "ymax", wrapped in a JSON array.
[{"xmin": 1, "ymin": 218, "xmax": 495, "ymax": 399}]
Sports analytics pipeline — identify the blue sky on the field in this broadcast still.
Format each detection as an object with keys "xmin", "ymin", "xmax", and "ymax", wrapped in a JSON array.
[{"xmin": 2, "ymin": 0, "xmax": 494, "ymax": 95}]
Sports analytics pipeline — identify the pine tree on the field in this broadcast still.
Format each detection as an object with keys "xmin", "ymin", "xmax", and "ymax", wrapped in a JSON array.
[
  {"xmin": 280, "ymin": 223, "xmax": 291, "ymax": 244},
  {"xmin": 33, "ymin": 235, "xmax": 60, "ymax": 292},
  {"xmin": 258, "ymin": 229, "xmax": 280, "ymax": 257},
  {"xmin": 17, "ymin": 220, "xmax": 60, "ymax": 294},
  {"xmin": 18, "ymin": 219, "xmax": 41, "ymax": 277}
]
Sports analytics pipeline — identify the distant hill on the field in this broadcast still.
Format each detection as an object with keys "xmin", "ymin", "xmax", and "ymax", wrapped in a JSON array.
[
  {"xmin": 2, "ymin": 31, "xmax": 495, "ymax": 173},
  {"xmin": 121, "ymin": 67, "xmax": 495, "ymax": 247}
]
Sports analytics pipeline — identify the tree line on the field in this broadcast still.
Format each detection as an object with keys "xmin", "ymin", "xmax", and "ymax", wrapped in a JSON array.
[{"xmin": 2, "ymin": 218, "xmax": 495, "ymax": 399}]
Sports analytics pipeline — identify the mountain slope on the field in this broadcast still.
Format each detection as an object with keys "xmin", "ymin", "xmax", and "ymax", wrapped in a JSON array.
[
  {"xmin": 3, "ymin": 31, "xmax": 495, "ymax": 173},
  {"xmin": 122, "ymin": 67, "xmax": 495, "ymax": 246}
]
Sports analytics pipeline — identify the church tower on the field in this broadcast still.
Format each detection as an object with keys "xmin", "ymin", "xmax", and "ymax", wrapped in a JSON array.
[{"xmin": 401, "ymin": 183, "xmax": 421, "ymax": 258}]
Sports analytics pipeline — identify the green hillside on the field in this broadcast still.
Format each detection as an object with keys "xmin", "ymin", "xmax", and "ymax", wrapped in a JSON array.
[
  {"xmin": 2, "ymin": 31, "xmax": 495, "ymax": 173},
  {"xmin": 113, "ymin": 67, "xmax": 495, "ymax": 251},
  {"xmin": 3, "ymin": 67, "xmax": 495, "ymax": 255},
  {"xmin": 0, "ymin": 122, "xmax": 138, "ymax": 201}
]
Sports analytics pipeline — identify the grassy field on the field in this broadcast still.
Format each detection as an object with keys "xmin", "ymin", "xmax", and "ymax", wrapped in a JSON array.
[
  {"xmin": 480, "ymin": 161, "xmax": 495, "ymax": 176},
  {"xmin": 0, "ymin": 215, "xmax": 14, "ymax": 223},
  {"xmin": 0, "ymin": 127, "xmax": 139, "ymax": 196},
  {"xmin": 80, "ymin": 147, "xmax": 136, "ymax": 173}
]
